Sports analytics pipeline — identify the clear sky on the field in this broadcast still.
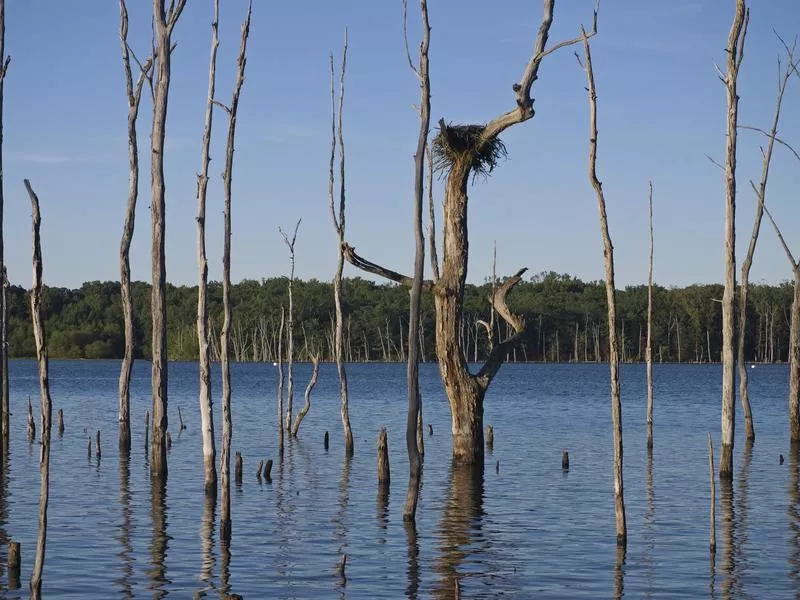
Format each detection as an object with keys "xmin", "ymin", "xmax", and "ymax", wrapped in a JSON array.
[{"xmin": 2, "ymin": 1, "xmax": 800, "ymax": 290}]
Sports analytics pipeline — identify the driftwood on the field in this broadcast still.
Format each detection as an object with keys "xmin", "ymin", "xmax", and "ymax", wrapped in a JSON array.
[
  {"xmin": 25, "ymin": 179, "xmax": 53, "ymax": 600},
  {"xmin": 719, "ymin": 0, "xmax": 748, "ymax": 479},
  {"xmin": 219, "ymin": 2, "xmax": 252, "ymax": 545},
  {"xmin": 328, "ymin": 33, "xmax": 354, "ymax": 456},
  {"xmin": 579, "ymin": 29, "xmax": 626, "ymax": 547},
  {"xmin": 196, "ymin": 0, "xmax": 221, "ymax": 495}
]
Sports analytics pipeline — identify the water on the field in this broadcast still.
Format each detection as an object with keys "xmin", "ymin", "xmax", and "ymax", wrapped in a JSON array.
[{"xmin": 0, "ymin": 360, "xmax": 796, "ymax": 598}]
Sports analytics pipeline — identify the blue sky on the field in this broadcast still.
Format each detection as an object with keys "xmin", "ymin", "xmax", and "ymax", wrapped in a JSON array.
[{"xmin": 3, "ymin": 1, "xmax": 800, "ymax": 289}]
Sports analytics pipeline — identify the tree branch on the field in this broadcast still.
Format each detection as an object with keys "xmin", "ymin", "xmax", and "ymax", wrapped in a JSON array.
[
  {"xmin": 480, "ymin": 0, "xmax": 597, "ymax": 145},
  {"xmin": 402, "ymin": 0, "xmax": 422, "ymax": 81},
  {"xmin": 342, "ymin": 242, "xmax": 433, "ymax": 290},
  {"xmin": 759, "ymin": 194, "xmax": 798, "ymax": 271},
  {"xmin": 426, "ymin": 143, "xmax": 439, "ymax": 282},
  {"xmin": 739, "ymin": 125, "xmax": 800, "ymax": 163}
]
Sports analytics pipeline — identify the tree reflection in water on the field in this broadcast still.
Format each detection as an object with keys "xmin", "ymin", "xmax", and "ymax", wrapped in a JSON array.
[
  {"xmin": 146, "ymin": 475, "xmax": 169, "ymax": 599},
  {"xmin": 789, "ymin": 444, "xmax": 800, "ymax": 593},
  {"xmin": 115, "ymin": 451, "xmax": 133, "ymax": 599}
]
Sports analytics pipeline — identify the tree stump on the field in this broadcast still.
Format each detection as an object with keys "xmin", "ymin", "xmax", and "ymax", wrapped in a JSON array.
[
  {"xmin": 562, "ymin": 449, "xmax": 570, "ymax": 471},
  {"xmin": 486, "ymin": 425, "xmax": 494, "ymax": 450},
  {"xmin": 377, "ymin": 428, "xmax": 390, "ymax": 487},
  {"xmin": 256, "ymin": 460, "xmax": 264, "ymax": 482},
  {"xmin": 235, "ymin": 452, "xmax": 243, "ymax": 486},
  {"xmin": 427, "ymin": 424, "xmax": 433, "ymax": 437},
  {"xmin": 7, "ymin": 541, "xmax": 20, "ymax": 589},
  {"xmin": 87, "ymin": 436, "xmax": 92, "ymax": 458},
  {"xmin": 57, "ymin": 409, "xmax": 64, "ymax": 437},
  {"xmin": 27, "ymin": 397, "xmax": 35, "ymax": 442},
  {"xmin": 166, "ymin": 431, "xmax": 172, "ymax": 450},
  {"xmin": 96, "ymin": 430, "xmax": 101, "ymax": 459},
  {"xmin": 263, "ymin": 459, "xmax": 273, "ymax": 483},
  {"xmin": 178, "ymin": 405, "xmax": 187, "ymax": 430},
  {"xmin": 324, "ymin": 431, "xmax": 329, "ymax": 450},
  {"xmin": 145, "ymin": 410, "xmax": 150, "ymax": 449}
]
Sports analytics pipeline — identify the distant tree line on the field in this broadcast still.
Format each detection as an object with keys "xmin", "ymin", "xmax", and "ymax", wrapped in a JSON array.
[{"xmin": 4, "ymin": 271, "xmax": 794, "ymax": 364}]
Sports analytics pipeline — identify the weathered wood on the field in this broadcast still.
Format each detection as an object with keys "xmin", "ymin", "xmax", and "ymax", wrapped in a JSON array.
[
  {"xmin": 27, "ymin": 396, "xmax": 35, "ymax": 442},
  {"xmin": 324, "ymin": 430, "xmax": 329, "ymax": 450},
  {"xmin": 196, "ymin": 0, "xmax": 220, "ymax": 496},
  {"xmin": 219, "ymin": 4, "xmax": 252, "ymax": 547},
  {"xmin": 277, "ymin": 307, "xmax": 285, "ymax": 455},
  {"xmin": 646, "ymin": 182, "xmax": 654, "ymax": 450},
  {"xmin": 0, "ymin": 1, "xmax": 9, "ymax": 457},
  {"xmin": 8, "ymin": 541, "xmax": 19, "ymax": 589},
  {"xmin": 485, "ymin": 425, "xmax": 494, "ymax": 450},
  {"xmin": 427, "ymin": 423, "xmax": 433, "ymax": 437},
  {"xmin": 720, "ymin": 0, "xmax": 748, "ymax": 480},
  {"xmin": 57, "ymin": 409, "xmax": 64, "ymax": 436},
  {"xmin": 279, "ymin": 220, "xmax": 300, "ymax": 433},
  {"xmin": 580, "ymin": 32, "xmax": 626, "ymax": 547},
  {"xmin": 328, "ymin": 35, "xmax": 354, "ymax": 456},
  {"xmin": 291, "ymin": 354, "xmax": 319, "ymax": 436},
  {"xmin": 150, "ymin": 0, "xmax": 188, "ymax": 480},
  {"xmin": 263, "ymin": 458, "xmax": 273, "ymax": 483},
  {"xmin": 708, "ymin": 432, "xmax": 716, "ymax": 554},
  {"xmin": 145, "ymin": 409, "xmax": 150, "ymax": 449},
  {"xmin": 166, "ymin": 431, "xmax": 172, "ymax": 450},
  {"xmin": 177, "ymin": 405, "xmax": 186, "ymax": 430},
  {"xmin": 88, "ymin": 436, "xmax": 92, "ymax": 458},
  {"xmin": 25, "ymin": 179, "xmax": 53, "ymax": 600},
  {"xmin": 562, "ymin": 449, "xmax": 569, "ymax": 470},
  {"xmin": 118, "ymin": 0, "xmax": 152, "ymax": 455},
  {"xmin": 96, "ymin": 430, "xmax": 101, "ymax": 459},
  {"xmin": 377, "ymin": 427, "xmax": 390, "ymax": 487},
  {"xmin": 256, "ymin": 459, "xmax": 263, "ymax": 482},
  {"xmin": 402, "ymin": 0, "xmax": 430, "ymax": 524},
  {"xmin": 234, "ymin": 451, "xmax": 242, "ymax": 486}
]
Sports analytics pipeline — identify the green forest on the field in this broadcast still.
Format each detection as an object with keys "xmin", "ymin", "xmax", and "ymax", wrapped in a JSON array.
[{"xmin": 5, "ymin": 271, "xmax": 794, "ymax": 364}]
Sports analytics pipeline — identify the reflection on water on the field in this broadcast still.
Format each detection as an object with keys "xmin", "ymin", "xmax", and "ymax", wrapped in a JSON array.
[
  {"xmin": 197, "ymin": 492, "xmax": 216, "ymax": 597},
  {"xmin": 334, "ymin": 455, "xmax": 351, "ymax": 596},
  {"xmin": 735, "ymin": 441, "xmax": 752, "ymax": 592},
  {"xmin": 434, "ymin": 463, "xmax": 485, "ymax": 598},
  {"xmin": 789, "ymin": 444, "xmax": 800, "ymax": 593},
  {"xmin": 643, "ymin": 450, "xmax": 655, "ymax": 598},
  {"xmin": 720, "ymin": 478, "xmax": 738, "ymax": 600},
  {"xmin": 147, "ymin": 476, "xmax": 169, "ymax": 598},
  {"xmin": 614, "ymin": 546, "xmax": 626, "ymax": 600},
  {"xmin": 405, "ymin": 521, "xmax": 420, "ymax": 600},
  {"xmin": 115, "ymin": 452, "xmax": 133, "ymax": 599}
]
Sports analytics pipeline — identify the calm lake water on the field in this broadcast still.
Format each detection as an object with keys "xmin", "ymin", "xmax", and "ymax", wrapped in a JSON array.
[{"xmin": 0, "ymin": 359, "xmax": 796, "ymax": 598}]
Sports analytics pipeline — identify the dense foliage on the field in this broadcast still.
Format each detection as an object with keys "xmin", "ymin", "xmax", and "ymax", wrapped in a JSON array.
[{"xmin": 5, "ymin": 272, "xmax": 794, "ymax": 364}]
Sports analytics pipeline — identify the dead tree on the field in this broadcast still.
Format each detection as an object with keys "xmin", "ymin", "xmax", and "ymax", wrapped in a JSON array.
[
  {"xmin": 646, "ymin": 182, "xmax": 654, "ymax": 450},
  {"xmin": 402, "ymin": 0, "xmax": 430, "ymax": 523},
  {"xmin": 719, "ymin": 0, "xmax": 748, "ymax": 479},
  {"xmin": 737, "ymin": 40, "xmax": 796, "ymax": 443},
  {"xmin": 291, "ymin": 354, "xmax": 319, "ymax": 437},
  {"xmin": 0, "ymin": 0, "xmax": 8, "ymax": 454},
  {"xmin": 118, "ymin": 0, "xmax": 152, "ymax": 454},
  {"xmin": 219, "ymin": 2, "xmax": 252, "ymax": 543},
  {"xmin": 195, "ymin": 0, "xmax": 221, "ymax": 496},
  {"xmin": 328, "ymin": 37, "xmax": 354, "ymax": 455},
  {"xmin": 279, "ymin": 220, "xmax": 300, "ymax": 433},
  {"xmin": 277, "ymin": 306, "xmax": 285, "ymax": 455},
  {"xmin": 24, "ymin": 180, "xmax": 52, "ymax": 600},
  {"xmin": 579, "ymin": 29, "xmax": 626, "ymax": 547},
  {"xmin": 344, "ymin": 0, "xmax": 596, "ymax": 464},
  {"xmin": 150, "ymin": 0, "xmax": 187, "ymax": 479}
]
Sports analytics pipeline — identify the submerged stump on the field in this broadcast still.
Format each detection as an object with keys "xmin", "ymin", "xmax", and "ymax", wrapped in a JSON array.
[
  {"xmin": 377, "ymin": 428, "xmax": 389, "ymax": 488},
  {"xmin": 486, "ymin": 425, "xmax": 494, "ymax": 450},
  {"xmin": 57, "ymin": 409, "xmax": 64, "ymax": 437},
  {"xmin": 562, "ymin": 449, "xmax": 570, "ymax": 471},
  {"xmin": 7, "ymin": 541, "xmax": 20, "ymax": 589},
  {"xmin": 263, "ymin": 459, "xmax": 273, "ymax": 483},
  {"xmin": 235, "ymin": 452, "xmax": 243, "ymax": 486}
]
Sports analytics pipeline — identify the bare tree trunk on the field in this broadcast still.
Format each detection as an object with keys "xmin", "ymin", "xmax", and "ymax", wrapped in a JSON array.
[
  {"xmin": 219, "ymin": 5, "xmax": 251, "ymax": 543},
  {"xmin": 329, "ymin": 36, "xmax": 354, "ymax": 455},
  {"xmin": 280, "ymin": 220, "xmax": 300, "ymax": 432},
  {"xmin": 403, "ymin": 0, "xmax": 430, "ymax": 523},
  {"xmin": 791, "ymin": 272, "xmax": 800, "ymax": 441},
  {"xmin": 25, "ymin": 180, "xmax": 52, "ymax": 600},
  {"xmin": 646, "ymin": 182, "xmax": 654, "ymax": 451},
  {"xmin": 581, "ymin": 31, "xmax": 626, "ymax": 547},
  {"xmin": 720, "ymin": 0, "xmax": 748, "ymax": 480},
  {"xmin": 277, "ymin": 307, "xmax": 284, "ymax": 455},
  {"xmin": 0, "ymin": 1, "xmax": 8, "ymax": 455},
  {"xmin": 150, "ymin": 0, "xmax": 187, "ymax": 479},
  {"xmin": 195, "ymin": 0, "xmax": 218, "ymax": 490},
  {"xmin": 291, "ymin": 354, "xmax": 319, "ymax": 436},
  {"xmin": 118, "ymin": 0, "xmax": 151, "ymax": 455},
  {"xmin": 737, "ymin": 50, "xmax": 793, "ymax": 442}
]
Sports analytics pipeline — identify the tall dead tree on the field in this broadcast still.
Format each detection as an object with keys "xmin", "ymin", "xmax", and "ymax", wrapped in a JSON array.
[
  {"xmin": 738, "ymin": 40, "xmax": 796, "ymax": 443},
  {"xmin": 277, "ymin": 307, "xmax": 285, "ymax": 455},
  {"xmin": 344, "ymin": 0, "xmax": 596, "ymax": 464},
  {"xmin": 646, "ymin": 182, "xmax": 654, "ymax": 450},
  {"xmin": 328, "ymin": 35, "xmax": 354, "ymax": 455},
  {"xmin": 719, "ymin": 0, "xmax": 748, "ymax": 479},
  {"xmin": 0, "ymin": 0, "xmax": 8, "ymax": 454},
  {"xmin": 196, "ymin": 0, "xmax": 221, "ymax": 496},
  {"xmin": 24, "ymin": 180, "xmax": 52, "ymax": 600},
  {"xmin": 279, "ymin": 220, "xmax": 300, "ymax": 433},
  {"xmin": 579, "ymin": 30, "xmax": 626, "ymax": 547},
  {"xmin": 402, "ymin": 0, "xmax": 430, "ymax": 523},
  {"xmin": 118, "ymin": 0, "xmax": 152, "ymax": 454},
  {"xmin": 150, "ymin": 0, "xmax": 187, "ymax": 479},
  {"xmin": 219, "ymin": 2, "xmax": 252, "ymax": 544}
]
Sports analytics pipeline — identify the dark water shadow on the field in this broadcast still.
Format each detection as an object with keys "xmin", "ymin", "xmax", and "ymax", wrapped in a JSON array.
[
  {"xmin": 433, "ymin": 462, "xmax": 485, "ymax": 598},
  {"xmin": 643, "ymin": 449, "xmax": 655, "ymax": 599},
  {"xmin": 0, "ymin": 450, "xmax": 10, "ymax": 592},
  {"xmin": 196, "ymin": 492, "xmax": 217, "ymax": 597},
  {"xmin": 613, "ymin": 546, "xmax": 626, "ymax": 600},
  {"xmin": 114, "ymin": 451, "xmax": 134, "ymax": 599},
  {"xmin": 405, "ymin": 520, "xmax": 421, "ymax": 600},
  {"xmin": 720, "ymin": 477, "xmax": 738, "ymax": 600},
  {"xmin": 788, "ymin": 443, "xmax": 800, "ymax": 595},
  {"xmin": 146, "ymin": 475, "xmax": 170, "ymax": 598}
]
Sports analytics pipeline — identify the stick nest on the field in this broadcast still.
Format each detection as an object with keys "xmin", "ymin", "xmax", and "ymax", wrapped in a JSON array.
[{"xmin": 432, "ymin": 122, "xmax": 507, "ymax": 181}]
